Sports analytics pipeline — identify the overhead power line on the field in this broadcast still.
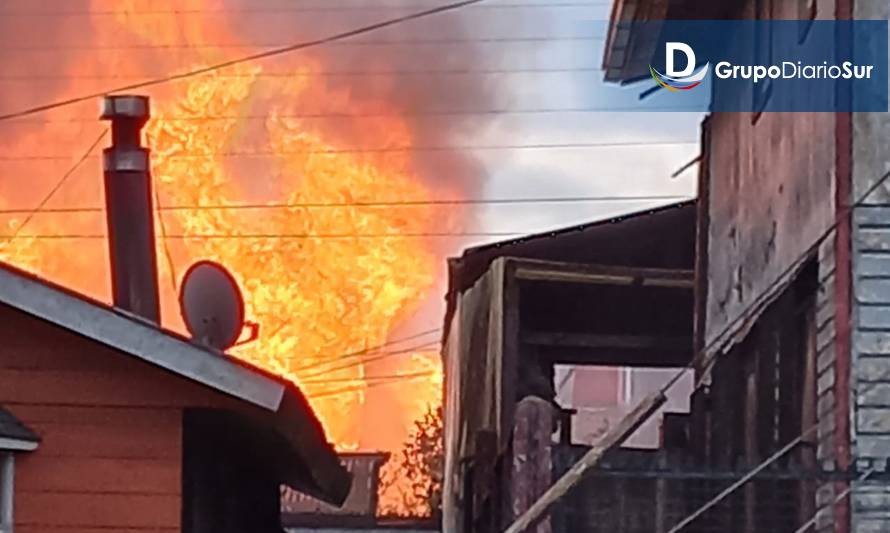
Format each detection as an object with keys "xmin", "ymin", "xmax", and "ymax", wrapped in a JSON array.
[
  {"xmin": 0, "ymin": 67, "xmax": 609, "ymax": 82},
  {"xmin": 0, "ymin": 140, "xmax": 700, "ymax": 161},
  {"xmin": 1, "ymin": 106, "xmax": 702, "ymax": 124},
  {"xmin": 0, "ymin": 195, "xmax": 693, "ymax": 216},
  {"xmin": 0, "ymin": 3, "xmax": 612, "ymax": 17},
  {"xmin": 306, "ymin": 370, "xmax": 440, "ymax": 401},
  {"xmin": 0, "ymin": 0, "xmax": 487, "ymax": 124},
  {"xmin": 0, "ymin": 35, "xmax": 603, "ymax": 52},
  {"xmin": 298, "ymin": 341, "xmax": 442, "ymax": 379},
  {"xmin": 301, "ymin": 369, "xmax": 437, "ymax": 386},
  {"xmin": 296, "ymin": 328, "xmax": 442, "ymax": 370},
  {"xmin": 5, "ymin": 129, "xmax": 108, "ymax": 241},
  {"xmin": 0, "ymin": 232, "xmax": 524, "ymax": 240}
]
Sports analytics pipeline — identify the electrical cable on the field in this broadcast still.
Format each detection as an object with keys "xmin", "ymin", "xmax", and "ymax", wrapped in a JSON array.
[
  {"xmin": 0, "ymin": 194, "xmax": 693, "ymax": 216},
  {"xmin": 0, "ymin": 3, "xmax": 612, "ymax": 17},
  {"xmin": 0, "ymin": 0, "xmax": 487, "ymax": 123},
  {"xmin": 0, "ymin": 35, "xmax": 603, "ymax": 52},
  {"xmin": 2, "ymin": 129, "xmax": 108, "ymax": 242},
  {"xmin": 0, "ymin": 140, "xmax": 701, "ymax": 161}
]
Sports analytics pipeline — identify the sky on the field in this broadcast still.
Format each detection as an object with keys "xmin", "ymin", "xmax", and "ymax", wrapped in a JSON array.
[{"xmin": 467, "ymin": 1, "xmax": 703, "ymax": 236}]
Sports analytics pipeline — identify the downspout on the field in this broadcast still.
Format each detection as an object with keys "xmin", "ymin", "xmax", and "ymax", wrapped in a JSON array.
[
  {"xmin": 1, "ymin": 453, "xmax": 13, "ymax": 533},
  {"xmin": 834, "ymin": 1, "xmax": 853, "ymax": 532}
]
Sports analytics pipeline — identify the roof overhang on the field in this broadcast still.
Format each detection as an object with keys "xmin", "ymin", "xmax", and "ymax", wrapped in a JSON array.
[
  {"xmin": 602, "ymin": 0, "xmax": 734, "ymax": 84},
  {"xmin": 602, "ymin": 0, "xmax": 669, "ymax": 84},
  {"xmin": 0, "ymin": 437, "xmax": 38, "ymax": 452},
  {"xmin": 0, "ymin": 260, "xmax": 350, "ymax": 505},
  {"xmin": 0, "ymin": 406, "xmax": 39, "ymax": 452},
  {"xmin": 0, "ymin": 262, "xmax": 284, "ymax": 410}
]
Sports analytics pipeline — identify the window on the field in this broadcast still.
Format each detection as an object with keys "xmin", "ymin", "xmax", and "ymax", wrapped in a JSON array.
[
  {"xmin": 798, "ymin": 0, "xmax": 817, "ymax": 42},
  {"xmin": 0, "ymin": 453, "xmax": 13, "ymax": 533},
  {"xmin": 752, "ymin": 0, "xmax": 774, "ymax": 122}
]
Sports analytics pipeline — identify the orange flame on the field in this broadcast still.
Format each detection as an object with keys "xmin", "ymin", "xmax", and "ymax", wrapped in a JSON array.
[{"xmin": 0, "ymin": 0, "xmax": 451, "ymax": 514}]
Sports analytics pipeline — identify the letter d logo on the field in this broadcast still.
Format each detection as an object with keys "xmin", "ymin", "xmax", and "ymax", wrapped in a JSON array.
[{"xmin": 666, "ymin": 42, "xmax": 696, "ymax": 77}]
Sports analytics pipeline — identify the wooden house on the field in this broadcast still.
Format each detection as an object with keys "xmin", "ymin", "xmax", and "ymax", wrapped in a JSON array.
[
  {"xmin": 0, "ymin": 95, "xmax": 351, "ymax": 533},
  {"xmin": 0, "ymin": 258, "xmax": 350, "ymax": 532}
]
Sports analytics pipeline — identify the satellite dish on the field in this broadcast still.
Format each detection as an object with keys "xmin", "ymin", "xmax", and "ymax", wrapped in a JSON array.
[{"xmin": 179, "ymin": 260, "xmax": 245, "ymax": 351}]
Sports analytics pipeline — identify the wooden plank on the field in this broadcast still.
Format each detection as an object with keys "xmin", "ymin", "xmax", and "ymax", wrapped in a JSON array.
[
  {"xmin": 538, "ymin": 346, "xmax": 691, "ymax": 368},
  {"xmin": 8, "ymin": 404, "xmax": 181, "ymax": 426},
  {"xmin": 859, "ymin": 305, "xmax": 890, "ymax": 330},
  {"xmin": 24, "ymin": 421, "xmax": 179, "ymax": 459},
  {"xmin": 854, "ymin": 206, "xmax": 890, "ymax": 227},
  {"xmin": 857, "ymin": 279, "xmax": 890, "ymax": 305},
  {"xmin": 522, "ymin": 332, "xmax": 689, "ymax": 351},
  {"xmin": 507, "ymin": 257, "xmax": 694, "ymax": 288},
  {"xmin": 0, "ymin": 369, "xmax": 227, "ymax": 408},
  {"xmin": 17, "ymin": 455, "xmax": 179, "ymax": 494},
  {"xmin": 503, "ymin": 391, "xmax": 666, "ymax": 533},
  {"xmin": 857, "ymin": 253, "xmax": 890, "ymax": 277},
  {"xmin": 18, "ymin": 528, "xmax": 178, "ymax": 533},
  {"xmin": 17, "ymin": 492, "xmax": 180, "ymax": 528},
  {"xmin": 501, "ymin": 260, "xmax": 520, "ymax": 450},
  {"xmin": 856, "ymin": 228, "xmax": 890, "ymax": 252}
]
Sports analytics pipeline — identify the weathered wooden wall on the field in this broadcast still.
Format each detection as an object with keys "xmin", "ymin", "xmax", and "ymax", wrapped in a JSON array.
[
  {"xmin": 704, "ymin": 0, "xmax": 838, "ymax": 354},
  {"xmin": 0, "ymin": 302, "xmax": 252, "ymax": 533},
  {"xmin": 442, "ymin": 259, "xmax": 505, "ymax": 533}
]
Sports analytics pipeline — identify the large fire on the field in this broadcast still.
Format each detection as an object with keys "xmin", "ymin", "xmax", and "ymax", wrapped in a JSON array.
[{"xmin": 0, "ymin": 0, "xmax": 455, "ymax": 514}]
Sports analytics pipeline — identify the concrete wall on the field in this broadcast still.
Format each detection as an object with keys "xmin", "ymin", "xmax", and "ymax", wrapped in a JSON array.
[{"xmin": 851, "ymin": 3, "xmax": 890, "ymax": 533}]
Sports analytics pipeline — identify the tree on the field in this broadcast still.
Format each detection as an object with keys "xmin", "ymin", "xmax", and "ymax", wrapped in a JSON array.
[{"xmin": 378, "ymin": 404, "xmax": 444, "ymax": 518}]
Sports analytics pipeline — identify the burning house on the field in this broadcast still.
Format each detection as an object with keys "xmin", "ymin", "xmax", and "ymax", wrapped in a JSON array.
[{"xmin": 0, "ymin": 96, "xmax": 351, "ymax": 532}]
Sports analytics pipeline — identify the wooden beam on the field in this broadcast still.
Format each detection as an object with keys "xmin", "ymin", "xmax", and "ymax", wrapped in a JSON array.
[
  {"xmin": 522, "ymin": 332, "xmax": 690, "ymax": 351},
  {"xmin": 502, "ymin": 390, "xmax": 667, "ymax": 533},
  {"xmin": 508, "ymin": 257, "xmax": 694, "ymax": 289}
]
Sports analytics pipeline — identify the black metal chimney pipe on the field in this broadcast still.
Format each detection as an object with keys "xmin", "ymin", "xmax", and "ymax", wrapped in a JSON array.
[{"xmin": 100, "ymin": 95, "xmax": 160, "ymax": 323}]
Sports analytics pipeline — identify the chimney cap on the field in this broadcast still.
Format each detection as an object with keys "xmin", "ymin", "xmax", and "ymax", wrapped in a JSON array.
[{"xmin": 100, "ymin": 95, "xmax": 150, "ymax": 120}]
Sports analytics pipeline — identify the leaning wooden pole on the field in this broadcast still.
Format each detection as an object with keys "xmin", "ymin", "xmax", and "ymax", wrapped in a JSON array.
[{"xmin": 503, "ymin": 390, "xmax": 668, "ymax": 533}]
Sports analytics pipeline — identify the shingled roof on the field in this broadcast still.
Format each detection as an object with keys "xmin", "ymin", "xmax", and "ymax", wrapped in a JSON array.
[{"xmin": 0, "ymin": 406, "xmax": 38, "ymax": 451}]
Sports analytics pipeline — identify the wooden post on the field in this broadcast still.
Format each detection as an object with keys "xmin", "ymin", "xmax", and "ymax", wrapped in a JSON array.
[
  {"xmin": 510, "ymin": 397, "xmax": 556, "ymax": 533},
  {"xmin": 503, "ymin": 391, "xmax": 667, "ymax": 533}
]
